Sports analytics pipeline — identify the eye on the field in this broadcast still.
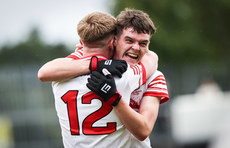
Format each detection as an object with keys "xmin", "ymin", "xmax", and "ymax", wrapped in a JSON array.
[
  {"xmin": 126, "ymin": 39, "xmax": 133, "ymax": 43},
  {"xmin": 139, "ymin": 42, "xmax": 147, "ymax": 47}
]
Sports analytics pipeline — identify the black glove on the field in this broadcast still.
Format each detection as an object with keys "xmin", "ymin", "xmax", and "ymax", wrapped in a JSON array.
[
  {"xmin": 89, "ymin": 56, "xmax": 127, "ymax": 78},
  {"xmin": 86, "ymin": 70, "xmax": 121, "ymax": 106}
]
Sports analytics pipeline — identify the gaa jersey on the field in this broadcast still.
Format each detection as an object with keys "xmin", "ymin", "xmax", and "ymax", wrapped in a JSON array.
[
  {"xmin": 52, "ymin": 55, "xmax": 146, "ymax": 148},
  {"xmin": 66, "ymin": 48, "xmax": 169, "ymax": 148},
  {"xmin": 129, "ymin": 70, "xmax": 169, "ymax": 148},
  {"xmin": 130, "ymin": 70, "xmax": 169, "ymax": 112},
  {"xmin": 66, "ymin": 47, "xmax": 83, "ymax": 59}
]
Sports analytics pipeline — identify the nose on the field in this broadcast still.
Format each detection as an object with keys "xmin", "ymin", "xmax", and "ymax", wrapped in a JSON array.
[{"xmin": 132, "ymin": 42, "xmax": 140, "ymax": 51}]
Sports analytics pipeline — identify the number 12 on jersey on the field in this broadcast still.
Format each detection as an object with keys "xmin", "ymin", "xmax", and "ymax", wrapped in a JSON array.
[{"xmin": 61, "ymin": 90, "xmax": 117, "ymax": 135}]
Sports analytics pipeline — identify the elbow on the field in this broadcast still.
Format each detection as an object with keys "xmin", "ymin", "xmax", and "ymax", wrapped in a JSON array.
[
  {"xmin": 150, "ymin": 50, "xmax": 158, "ymax": 70},
  {"xmin": 154, "ymin": 52, "xmax": 158, "ymax": 70},
  {"xmin": 136, "ymin": 133, "xmax": 149, "ymax": 141},
  {"xmin": 134, "ymin": 122, "xmax": 155, "ymax": 141},
  {"xmin": 154, "ymin": 53, "xmax": 159, "ymax": 64},
  {"xmin": 137, "ymin": 136, "xmax": 148, "ymax": 142},
  {"xmin": 37, "ymin": 69, "xmax": 48, "ymax": 82},
  {"xmin": 149, "ymin": 50, "xmax": 158, "ymax": 61},
  {"xmin": 135, "ymin": 129, "xmax": 152, "ymax": 141},
  {"xmin": 154, "ymin": 51, "xmax": 159, "ymax": 62}
]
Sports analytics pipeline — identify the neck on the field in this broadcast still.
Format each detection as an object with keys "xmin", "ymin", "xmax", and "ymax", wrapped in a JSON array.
[
  {"xmin": 81, "ymin": 37, "xmax": 113, "ymax": 59},
  {"xmin": 83, "ymin": 47, "xmax": 108, "ymax": 58}
]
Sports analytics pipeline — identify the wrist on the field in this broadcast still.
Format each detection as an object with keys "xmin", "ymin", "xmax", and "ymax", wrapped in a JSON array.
[
  {"xmin": 89, "ymin": 56, "xmax": 98, "ymax": 72},
  {"xmin": 107, "ymin": 91, "xmax": 121, "ymax": 106}
]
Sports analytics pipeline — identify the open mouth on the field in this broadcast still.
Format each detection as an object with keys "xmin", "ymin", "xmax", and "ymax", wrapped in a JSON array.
[{"xmin": 125, "ymin": 52, "xmax": 139, "ymax": 59}]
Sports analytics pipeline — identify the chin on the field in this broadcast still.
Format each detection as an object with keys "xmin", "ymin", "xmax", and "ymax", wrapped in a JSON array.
[{"xmin": 126, "ymin": 58, "xmax": 139, "ymax": 66}]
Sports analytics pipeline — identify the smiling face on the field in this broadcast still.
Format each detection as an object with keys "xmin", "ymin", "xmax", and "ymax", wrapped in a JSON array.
[{"xmin": 113, "ymin": 27, "xmax": 151, "ymax": 66}]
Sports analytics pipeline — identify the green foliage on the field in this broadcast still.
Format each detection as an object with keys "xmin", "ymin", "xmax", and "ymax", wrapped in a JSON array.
[
  {"xmin": 111, "ymin": 0, "xmax": 230, "ymax": 68},
  {"xmin": 0, "ymin": 28, "xmax": 70, "ymax": 65}
]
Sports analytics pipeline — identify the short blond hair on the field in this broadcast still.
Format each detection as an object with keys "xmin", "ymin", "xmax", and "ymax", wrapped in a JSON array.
[{"xmin": 77, "ymin": 12, "xmax": 116, "ymax": 46}]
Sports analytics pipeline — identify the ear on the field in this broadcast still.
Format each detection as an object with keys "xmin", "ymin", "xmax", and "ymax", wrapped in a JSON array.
[
  {"xmin": 108, "ymin": 38, "xmax": 114, "ymax": 50},
  {"xmin": 110, "ymin": 37, "xmax": 114, "ymax": 46},
  {"xmin": 113, "ymin": 36, "xmax": 117, "ymax": 46}
]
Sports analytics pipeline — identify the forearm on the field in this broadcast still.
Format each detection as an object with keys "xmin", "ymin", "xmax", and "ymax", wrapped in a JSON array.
[
  {"xmin": 38, "ymin": 58, "xmax": 90, "ymax": 82},
  {"xmin": 140, "ymin": 50, "xmax": 158, "ymax": 79},
  {"xmin": 113, "ymin": 96, "xmax": 159, "ymax": 141}
]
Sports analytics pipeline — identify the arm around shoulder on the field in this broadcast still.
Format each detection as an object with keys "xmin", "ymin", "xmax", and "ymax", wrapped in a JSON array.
[
  {"xmin": 140, "ymin": 50, "xmax": 158, "ymax": 79},
  {"xmin": 38, "ymin": 58, "xmax": 90, "ymax": 82}
]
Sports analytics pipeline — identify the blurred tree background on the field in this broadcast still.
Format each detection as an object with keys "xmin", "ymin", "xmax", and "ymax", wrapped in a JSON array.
[
  {"xmin": 0, "ymin": 28, "xmax": 69, "ymax": 65},
  {"xmin": 112, "ymin": 0, "xmax": 230, "ymax": 96},
  {"xmin": 0, "ymin": 0, "xmax": 230, "ymax": 148}
]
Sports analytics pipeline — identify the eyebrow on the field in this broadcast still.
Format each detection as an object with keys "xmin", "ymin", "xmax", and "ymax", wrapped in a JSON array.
[
  {"xmin": 124, "ymin": 36, "xmax": 149, "ymax": 43},
  {"xmin": 140, "ymin": 40, "xmax": 149, "ymax": 43},
  {"xmin": 124, "ymin": 36, "xmax": 133, "ymax": 40}
]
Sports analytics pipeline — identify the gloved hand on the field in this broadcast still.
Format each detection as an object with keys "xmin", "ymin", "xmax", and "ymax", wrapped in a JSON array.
[
  {"xmin": 89, "ymin": 56, "xmax": 127, "ymax": 78},
  {"xmin": 86, "ymin": 69, "xmax": 121, "ymax": 106}
]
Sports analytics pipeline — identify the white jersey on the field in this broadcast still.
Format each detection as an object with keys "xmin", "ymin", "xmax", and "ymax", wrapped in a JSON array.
[
  {"xmin": 52, "ymin": 55, "xmax": 146, "ymax": 148},
  {"xmin": 129, "ymin": 70, "xmax": 169, "ymax": 148},
  {"xmin": 67, "ymin": 49, "xmax": 170, "ymax": 148}
]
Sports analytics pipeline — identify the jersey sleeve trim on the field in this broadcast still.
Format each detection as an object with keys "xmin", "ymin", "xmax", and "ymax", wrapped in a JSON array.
[
  {"xmin": 66, "ymin": 47, "xmax": 107, "ymax": 61},
  {"xmin": 138, "ymin": 62, "xmax": 146, "ymax": 85},
  {"xmin": 143, "ymin": 92, "xmax": 169, "ymax": 104},
  {"xmin": 66, "ymin": 48, "xmax": 83, "ymax": 59},
  {"xmin": 66, "ymin": 54, "xmax": 81, "ymax": 59},
  {"xmin": 143, "ymin": 74, "xmax": 169, "ymax": 104},
  {"xmin": 130, "ymin": 63, "xmax": 146, "ymax": 86}
]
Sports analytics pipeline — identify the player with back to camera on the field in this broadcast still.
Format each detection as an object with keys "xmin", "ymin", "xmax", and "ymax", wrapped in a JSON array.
[{"xmin": 38, "ymin": 9, "xmax": 169, "ymax": 148}]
